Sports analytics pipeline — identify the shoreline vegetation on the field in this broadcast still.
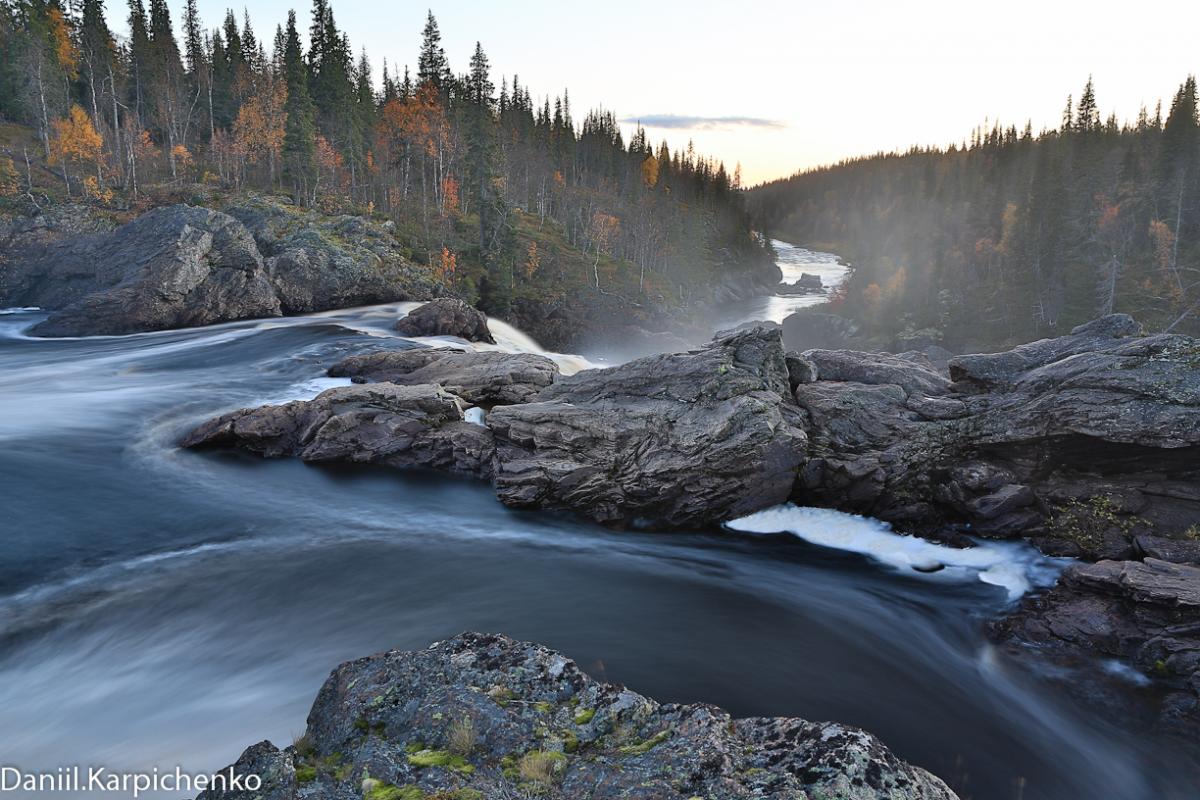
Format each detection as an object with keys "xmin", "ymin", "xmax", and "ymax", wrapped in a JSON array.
[{"xmin": 0, "ymin": 0, "xmax": 777, "ymax": 353}]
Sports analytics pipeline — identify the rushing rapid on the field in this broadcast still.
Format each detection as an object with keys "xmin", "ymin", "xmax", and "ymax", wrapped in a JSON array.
[{"xmin": 0, "ymin": 260, "xmax": 1189, "ymax": 799}]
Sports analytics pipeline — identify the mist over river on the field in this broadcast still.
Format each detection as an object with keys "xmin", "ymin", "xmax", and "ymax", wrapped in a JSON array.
[{"xmin": 0, "ymin": 255, "xmax": 1192, "ymax": 799}]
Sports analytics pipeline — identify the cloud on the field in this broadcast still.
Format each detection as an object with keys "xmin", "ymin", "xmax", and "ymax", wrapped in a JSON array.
[{"xmin": 619, "ymin": 114, "xmax": 785, "ymax": 131}]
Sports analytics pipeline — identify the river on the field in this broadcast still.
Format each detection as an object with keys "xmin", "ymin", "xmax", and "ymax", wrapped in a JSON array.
[{"xmin": 0, "ymin": 247, "xmax": 1190, "ymax": 799}]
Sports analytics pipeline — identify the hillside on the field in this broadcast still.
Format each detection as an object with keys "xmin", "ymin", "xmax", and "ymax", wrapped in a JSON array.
[
  {"xmin": 0, "ymin": 1, "xmax": 775, "ymax": 352},
  {"xmin": 749, "ymin": 77, "xmax": 1200, "ymax": 352}
]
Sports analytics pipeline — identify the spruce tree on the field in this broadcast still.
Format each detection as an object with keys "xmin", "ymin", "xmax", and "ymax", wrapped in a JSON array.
[
  {"xmin": 281, "ymin": 9, "xmax": 316, "ymax": 201},
  {"xmin": 416, "ymin": 11, "xmax": 450, "ymax": 94}
]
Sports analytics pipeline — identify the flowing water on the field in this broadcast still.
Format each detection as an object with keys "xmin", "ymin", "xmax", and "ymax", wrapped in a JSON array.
[
  {"xmin": 0, "ymin": 258, "xmax": 1191, "ymax": 799},
  {"xmin": 713, "ymin": 240, "xmax": 851, "ymax": 328}
]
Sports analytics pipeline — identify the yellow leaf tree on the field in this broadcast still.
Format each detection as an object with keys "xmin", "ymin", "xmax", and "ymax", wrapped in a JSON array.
[{"xmin": 49, "ymin": 105, "xmax": 104, "ymax": 197}]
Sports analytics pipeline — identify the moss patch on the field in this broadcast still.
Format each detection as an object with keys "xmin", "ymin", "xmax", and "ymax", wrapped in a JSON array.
[
  {"xmin": 618, "ymin": 729, "xmax": 672, "ymax": 756},
  {"xmin": 366, "ymin": 785, "xmax": 426, "ymax": 800},
  {"xmin": 406, "ymin": 748, "xmax": 475, "ymax": 774},
  {"xmin": 573, "ymin": 707, "xmax": 595, "ymax": 725}
]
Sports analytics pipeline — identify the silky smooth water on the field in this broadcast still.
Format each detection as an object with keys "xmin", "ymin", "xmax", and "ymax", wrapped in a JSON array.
[{"xmin": 0, "ymin": 297, "xmax": 1190, "ymax": 800}]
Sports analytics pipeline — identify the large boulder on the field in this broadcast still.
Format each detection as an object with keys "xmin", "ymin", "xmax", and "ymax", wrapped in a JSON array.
[
  {"xmin": 181, "ymin": 383, "xmax": 494, "ymax": 479},
  {"xmin": 199, "ymin": 633, "xmax": 958, "ymax": 800},
  {"xmin": 3, "ymin": 205, "xmax": 281, "ymax": 336},
  {"xmin": 488, "ymin": 326, "xmax": 808, "ymax": 527},
  {"xmin": 225, "ymin": 198, "xmax": 439, "ymax": 313},
  {"xmin": 328, "ymin": 347, "xmax": 559, "ymax": 405},
  {"xmin": 395, "ymin": 297, "xmax": 496, "ymax": 344},
  {"xmin": 792, "ymin": 316, "xmax": 1200, "ymax": 558}
]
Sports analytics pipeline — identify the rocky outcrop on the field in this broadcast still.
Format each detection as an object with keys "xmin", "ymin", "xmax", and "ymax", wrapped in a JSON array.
[
  {"xmin": 328, "ymin": 347, "xmax": 559, "ymax": 406},
  {"xmin": 224, "ymin": 198, "xmax": 439, "ymax": 313},
  {"xmin": 3, "ymin": 205, "xmax": 281, "ymax": 336},
  {"xmin": 0, "ymin": 198, "xmax": 444, "ymax": 336},
  {"xmin": 183, "ymin": 316, "xmax": 1200, "ymax": 544},
  {"xmin": 395, "ymin": 298, "xmax": 496, "ymax": 343},
  {"xmin": 181, "ymin": 383, "xmax": 494, "ymax": 478},
  {"xmin": 199, "ymin": 633, "xmax": 957, "ymax": 800},
  {"xmin": 791, "ymin": 315, "xmax": 1200, "ymax": 559},
  {"xmin": 992, "ymin": 558, "xmax": 1200, "ymax": 742},
  {"xmin": 488, "ymin": 326, "xmax": 807, "ymax": 527},
  {"xmin": 184, "ymin": 326, "xmax": 808, "ymax": 528}
]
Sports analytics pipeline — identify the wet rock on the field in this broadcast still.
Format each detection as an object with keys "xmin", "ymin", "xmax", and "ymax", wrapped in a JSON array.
[
  {"xmin": 6, "ymin": 205, "xmax": 281, "ymax": 336},
  {"xmin": 395, "ymin": 297, "xmax": 496, "ymax": 344},
  {"xmin": 181, "ymin": 383, "xmax": 494, "ymax": 479},
  {"xmin": 488, "ymin": 326, "xmax": 808, "ymax": 527},
  {"xmin": 329, "ymin": 348, "xmax": 559, "ymax": 405},
  {"xmin": 992, "ymin": 559, "xmax": 1200, "ymax": 743},
  {"xmin": 792, "ymin": 319, "xmax": 1200, "ymax": 557},
  {"xmin": 199, "ymin": 633, "xmax": 958, "ymax": 800}
]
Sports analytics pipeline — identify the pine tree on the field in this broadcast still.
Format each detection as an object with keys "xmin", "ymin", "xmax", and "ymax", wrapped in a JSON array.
[
  {"xmin": 416, "ymin": 11, "xmax": 450, "ymax": 94},
  {"xmin": 1075, "ymin": 76, "xmax": 1099, "ymax": 133},
  {"xmin": 281, "ymin": 9, "xmax": 316, "ymax": 201}
]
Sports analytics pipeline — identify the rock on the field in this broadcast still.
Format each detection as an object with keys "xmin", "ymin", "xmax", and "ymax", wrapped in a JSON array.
[
  {"xmin": 948, "ymin": 313, "xmax": 1143, "ymax": 391},
  {"xmin": 199, "ymin": 633, "xmax": 958, "ymax": 800},
  {"xmin": 803, "ymin": 349, "xmax": 951, "ymax": 397},
  {"xmin": 1134, "ymin": 534, "xmax": 1200, "ymax": 565},
  {"xmin": 488, "ymin": 326, "xmax": 808, "ymax": 527},
  {"xmin": 329, "ymin": 347, "xmax": 559, "ymax": 405},
  {"xmin": 992, "ymin": 559, "xmax": 1200, "ymax": 742},
  {"xmin": 792, "ymin": 321, "xmax": 1200, "ymax": 557},
  {"xmin": 181, "ymin": 383, "xmax": 494, "ymax": 479},
  {"xmin": 785, "ymin": 351, "xmax": 818, "ymax": 389},
  {"xmin": 182, "ymin": 315, "xmax": 1200, "ymax": 546},
  {"xmin": 395, "ymin": 298, "xmax": 496, "ymax": 344},
  {"xmin": 225, "ymin": 198, "xmax": 439, "ymax": 313},
  {"xmin": 6, "ymin": 205, "xmax": 281, "ymax": 336}
]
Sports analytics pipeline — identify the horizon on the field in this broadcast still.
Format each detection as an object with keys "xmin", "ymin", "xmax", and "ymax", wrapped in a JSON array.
[{"xmin": 101, "ymin": 0, "xmax": 1200, "ymax": 185}]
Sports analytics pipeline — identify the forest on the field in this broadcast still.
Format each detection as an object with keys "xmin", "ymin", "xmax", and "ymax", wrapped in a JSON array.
[
  {"xmin": 750, "ymin": 77, "xmax": 1200, "ymax": 349},
  {"xmin": 0, "ymin": 0, "xmax": 769, "ymax": 320}
]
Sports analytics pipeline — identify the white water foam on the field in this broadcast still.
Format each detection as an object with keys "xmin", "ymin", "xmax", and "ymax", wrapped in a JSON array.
[
  {"xmin": 464, "ymin": 406, "xmax": 486, "ymax": 427},
  {"xmin": 726, "ymin": 504, "xmax": 1065, "ymax": 600}
]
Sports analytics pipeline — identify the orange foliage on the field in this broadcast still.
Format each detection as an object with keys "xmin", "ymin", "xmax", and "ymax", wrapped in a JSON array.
[
  {"xmin": 640, "ymin": 154, "xmax": 659, "ymax": 188},
  {"xmin": 434, "ymin": 247, "xmax": 457, "ymax": 282},
  {"xmin": 233, "ymin": 82, "xmax": 287, "ymax": 167},
  {"xmin": 440, "ymin": 175, "xmax": 460, "ymax": 215},
  {"xmin": 49, "ymin": 106, "xmax": 103, "ymax": 170},
  {"xmin": 1148, "ymin": 219, "xmax": 1175, "ymax": 271},
  {"xmin": 523, "ymin": 241, "xmax": 541, "ymax": 280},
  {"xmin": 0, "ymin": 157, "xmax": 18, "ymax": 196},
  {"xmin": 47, "ymin": 6, "xmax": 79, "ymax": 75}
]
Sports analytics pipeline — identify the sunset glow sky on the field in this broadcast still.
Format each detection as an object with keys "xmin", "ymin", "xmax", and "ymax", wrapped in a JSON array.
[{"xmin": 116, "ymin": 0, "xmax": 1200, "ymax": 185}]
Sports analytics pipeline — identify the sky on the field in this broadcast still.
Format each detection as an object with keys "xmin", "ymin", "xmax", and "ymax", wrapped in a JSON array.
[{"xmin": 108, "ymin": 0, "xmax": 1200, "ymax": 186}]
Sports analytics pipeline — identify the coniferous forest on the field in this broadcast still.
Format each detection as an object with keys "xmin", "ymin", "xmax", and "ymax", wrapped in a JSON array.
[
  {"xmin": 0, "ymin": 0, "xmax": 767, "ymax": 327},
  {"xmin": 749, "ymin": 77, "xmax": 1200, "ymax": 349}
]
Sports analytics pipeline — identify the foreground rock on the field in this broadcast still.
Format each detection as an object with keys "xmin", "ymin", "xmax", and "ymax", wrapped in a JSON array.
[
  {"xmin": 3, "ymin": 205, "xmax": 280, "ymax": 336},
  {"xmin": 181, "ymin": 383, "xmax": 494, "ymax": 478},
  {"xmin": 791, "ymin": 315, "xmax": 1200, "ymax": 560},
  {"xmin": 395, "ymin": 297, "xmax": 496, "ymax": 343},
  {"xmin": 0, "ymin": 198, "xmax": 442, "ymax": 336},
  {"xmin": 200, "ymin": 633, "xmax": 957, "ymax": 800},
  {"xmin": 329, "ymin": 347, "xmax": 559, "ymax": 406},
  {"xmin": 184, "ymin": 326, "xmax": 807, "ymax": 528},
  {"xmin": 992, "ymin": 558, "xmax": 1200, "ymax": 743},
  {"xmin": 489, "ymin": 326, "xmax": 807, "ymax": 526}
]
